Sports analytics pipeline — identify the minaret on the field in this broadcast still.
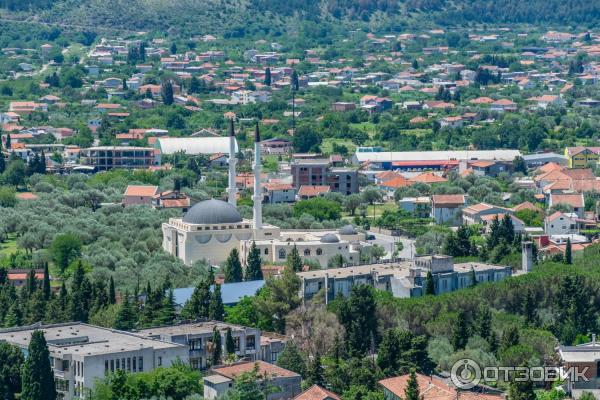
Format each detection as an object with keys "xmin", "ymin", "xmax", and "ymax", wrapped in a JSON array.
[
  {"xmin": 227, "ymin": 119, "xmax": 237, "ymax": 206},
  {"xmin": 252, "ymin": 122, "xmax": 262, "ymax": 230}
]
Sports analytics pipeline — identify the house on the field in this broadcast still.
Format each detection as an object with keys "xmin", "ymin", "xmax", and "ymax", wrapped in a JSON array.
[
  {"xmin": 379, "ymin": 373, "xmax": 502, "ymax": 400},
  {"xmin": 152, "ymin": 191, "xmax": 191, "ymax": 211},
  {"xmin": 565, "ymin": 147, "xmax": 600, "ymax": 168},
  {"xmin": 558, "ymin": 339, "xmax": 600, "ymax": 399},
  {"xmin": 298, "ymin": 185, "xmax": 330, "ymax": 199},
  {"xmin": 480, "ymin": 213, "xmax": 525, "ymax": 233},
  {"xmin": 439, "ymin": 116, "xmax": 463, "ymax": 129},
  {"xmin": 431, "ymin": 195, "xmax": 466, "ymax": 226},
  {"xmin": 263, "ymin": 182, "xmax": 296, "ymax": 204},
  {"xmin": 7, "ymin": 269, "xmax": 44, "ymax": 287},
  {"xmin": 462, "ymin": 203, "xmax": 514, "ymax": 225},
  {"xmin": 123, "ymin": 185, "xmax": 159, "ymax": 206},
  {"xmin": 398, "ymin": 197, "xmax": 431, "ymax": 218},
  {"xmin": 261, "ymin": 138, "xmax": 292, "ymax": 155},
  {"xmin": 360, "ymin": 95, "xmax": 392, "ymax": 112},
  {"xmin": 527, "ymin": 94, "xmax": 564, "ymax": 109},
  {"xmin": 96, "ymin": 103, "xmax": 122, "ymax": 113},
  {"xmin": 470, "ymin": 160, "xmax": 511, "ymax": 177},
  {"xmin": 204, "ymin": 361, "xmax": 301, "ymax": 400},
  {"xmin": 331, "ymin": 102, "xmax": 356, "ymax": 112},
  {"xmin": 209, "ymin": 153, "xmax": 228, "ymax": 167},
  {"xmin": 490, "ymin": 99, "xmax": 517, "ymax": 113},
  {"xmin": 8, "ymin": 101, "xmax": 48, "ymax": 115},
  {"xmin": 545, "ymin": 212, "xmax": 579, "ymax": 235},
  {"xmin": 549, "ymin": 193, "xmax": 585, "ymax": 218},
  {"xmin": 410, "ymin": 172, "xmax": 447, "ymax": 184},
  {"xmin": 294, "ymin": 385, "xmax": 341, "ymax": 400}
]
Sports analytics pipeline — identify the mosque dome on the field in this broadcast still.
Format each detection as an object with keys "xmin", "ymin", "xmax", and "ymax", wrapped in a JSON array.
[
  {"xmin": 339, "ymin": 224, "xmax": 358, "ymax": 235},
  {"xmin": 320, "ymin": 233, "xmax": 340, "ymax": 243},
  {"xmin": 183, "ymin": 199, "xmax": 243, "ymax": 225}
]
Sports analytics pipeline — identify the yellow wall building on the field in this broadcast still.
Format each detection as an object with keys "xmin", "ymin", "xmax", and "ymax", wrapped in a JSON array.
[{"xmin": 565, "ymin": 147, "xmax": 600, "ymax": 168}]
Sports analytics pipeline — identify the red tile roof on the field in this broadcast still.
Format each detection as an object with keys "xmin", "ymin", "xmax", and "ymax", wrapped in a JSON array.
[
  {"xmin": 124, "ymin": 185, "xmax": 159, "ymax": 197},
  {"xmin": 294, "ymin": 385, "xmax": 341, "ymax": 400},
  {"xmin": 432, "ymin": 194, "xmax": 465, "ymax": 206},
  {"xmin": 298, "ymin": 185, "xmax": 330, "ymax": 197},
  {"xmin": 213, "ymin": 361, "xmax": 299, "ymax": 379},
  {"xmin": 379, "ymin": 374, "xmax": 501, "ymax": 400}
]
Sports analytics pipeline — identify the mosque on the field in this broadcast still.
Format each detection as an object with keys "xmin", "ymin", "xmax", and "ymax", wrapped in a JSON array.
[{"xmin": 162, "ymin": 122, "xmax": 367, "ymax": 268}]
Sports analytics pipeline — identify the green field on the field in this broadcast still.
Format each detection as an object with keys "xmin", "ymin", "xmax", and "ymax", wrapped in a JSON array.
[{"xmin": 0, "ymin": 234, "xmax": 17, "ymax": 257}]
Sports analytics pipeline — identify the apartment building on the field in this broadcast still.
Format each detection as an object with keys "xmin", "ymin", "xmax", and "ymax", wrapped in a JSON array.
[
  {"xmin": 80, "ymin": 146, "xmax": 156, "ymax": 171},
  {"xmin": 138, "ymin": 321, "xmax": 260, "ymax": 370},
  {"xmin": 291, "ymin": 158, "xmax": 358, "ymax": 195},
  {"xmin": 0, "ymin": 322, "xmax": 188, "ymax": 400}
]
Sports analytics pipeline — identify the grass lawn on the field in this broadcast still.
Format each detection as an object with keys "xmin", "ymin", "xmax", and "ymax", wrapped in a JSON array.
[
  {"xmin": 263, "ymin": 155, "xmax": 280, "ymax": 173},
  {"xmin": 350, "ymin": 122, "xmax": 377, "ymax": 137},
  {"xmin": 321, "ymin": 138, "xmax": 356, "ymax": 155},
  {"xmin": 0, "ymin": 233, "xmax": 17, "ymax": 257}
]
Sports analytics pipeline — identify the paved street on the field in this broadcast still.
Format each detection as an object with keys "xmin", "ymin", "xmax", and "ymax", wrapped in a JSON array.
[{"xmin": 367, "ymin": 231, "xmax": 415, "ymax": 260}]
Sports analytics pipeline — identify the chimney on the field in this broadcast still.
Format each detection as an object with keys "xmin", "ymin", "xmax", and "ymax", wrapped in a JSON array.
[
  {"xmin": 227, "ymin": 119, "xmax": 237, "ymax": 206},
  {"xmin": 253, "ymin": 122, "xmax": 262, "ymax": 231},
  {"xmin": 522, "ymin": 241, "xmax": 533, "ymax": 273}
]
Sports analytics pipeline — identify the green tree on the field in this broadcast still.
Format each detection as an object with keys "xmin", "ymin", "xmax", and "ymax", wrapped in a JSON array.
[
  {"xmin": 225, "ymin": 327, "xmax": 236, "ymax": 355},
  {"xmin": 470, "ymin": 268, "xmax": 478, "ymax": 287},
  {"xmin": 424, "ymin": 271, "xmax": 435, "ymax": 295},
  {"xmin": 209, "ymin": 284, "xmax": 224, "ymax": 321},
  {"xmin": 293, "ymin": 197, "xmax": 341, "ymax": 221},
  {"xmin": 508, "ymin": 372, "xmax": 536, "ymax": 400},
  {"xmin": 114, "ymin": 292, "xmax": 136, "ymax": 331},
  {"xmin": 21, "ymin": 330, "xmax": 56, "ymax": 400},
  {"xmin": 501, "ymin": 326, "xmax": 520, "ymax": 351},
  {"xmin": 522, "ymin": 288, "xmax": 537, "ymax": 325},
  {"xmin": 475, "ymin": 305, "xmax": 492, "ymax": 341},
  {"xmin": 404, "ymin": 370, "xmax": 421, "ymax": 400},
  {"xmin": 211, "ymin": 328, "xmax": 222, "ymax": 366},
  {"xmin": 224, "ymin": 248, "xmax": 243, "ymax": 283},
  {"xmin": 286, "ymin": 245, "xmax": 303, "ymax": 272},
  {"xmin": 50, "ymin": 233, "xmax": 82, "ymax": 273},
  {"xmin": 264, "ymin": 67, "xmax": 272, "ymax": 86},
  {"xmin": 276, "ymin": 341, "xmax": 306, "ymax": 377},
  {"xmin": 254, "ymin": 267, "xmax": 302, "ymax": 334},
  {"xmin": 452, "ymin": 311, "xmax": 470, "ymax": 351},
  {"xmin": 181, "ymin": 277, "xmax": 211, "ymax": 319},
  {"xmin": 307, "ymin": 352, "xmax": 326, "ymax": 387},
  {"xmin": 565, "ymin": 238, "xmax": 572, "ymax": 264},
  {"xmin": 336, "ymin": 284, "xmax": 378, "ymax": 356},
  {"xmin": 42, "ymin": 263, "xmax": 51, "ymax": 300},
  {"xmin": 291, "ymin": 70, "xmax": 299, "ymax": 91},
  {"xmin": 3, "ymin": 159, "xmax": 26, "ymax": 187},
  {"xmin": 245, "ymin": 241, "xmax": 263, "ymax": 281},
  {"xmin": 0, "ymin": 342, "xmax": 25, "ymax": 400},
  {"xmin": 162, "ymin": 81, "xmax": 174, "ymax": 105},
  {"xmin": 225, "ymin": 363, "xmax": 271, "ymax": 400},
  {"xmin": 108, "ymin": 276, "xmax": 116, "ymax": 305}
]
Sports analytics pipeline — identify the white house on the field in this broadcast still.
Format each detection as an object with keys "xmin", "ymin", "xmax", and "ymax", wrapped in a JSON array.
[{"xmin": 545, "ymin": 211, "xmax": 578, "ymax": 236}]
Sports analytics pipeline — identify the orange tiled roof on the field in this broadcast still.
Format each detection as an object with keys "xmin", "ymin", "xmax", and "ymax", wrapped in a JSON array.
[
  {"xmin": 294, "ymin": 385, "xmax": 341, "ymax": 400},
  {"xmin": 213, "ymin": 361, "xmax": 299, "ymax": 380},
  {"xmin": 124, "ymin": 185, "xmax": 159, "ymax": 197}
]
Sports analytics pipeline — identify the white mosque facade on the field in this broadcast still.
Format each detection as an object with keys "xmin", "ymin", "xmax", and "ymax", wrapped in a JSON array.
[{"xmin": 162, "ymin": 122, "xmax": 366, "ymax": 267}]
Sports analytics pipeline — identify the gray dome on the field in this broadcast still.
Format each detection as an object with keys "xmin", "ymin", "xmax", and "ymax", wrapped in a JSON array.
[
  {"xmin": 339, "ymin": 224, "xmax": 357, "ymax": 235},
  {"xmin": 320, "ymin": 233, "xmax": 340, "ymax": 243},
  {"xmin": 183, "ymin": 199, "xmax": 243, "ymax": 225}
]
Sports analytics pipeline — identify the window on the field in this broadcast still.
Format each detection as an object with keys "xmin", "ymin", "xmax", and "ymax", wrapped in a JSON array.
[
  {"xmin": 264, "ymin": 248, "xmax": 269, "ymax": 255},
  {"xmin": 246, "ymin": 336, "xmax": 256, "ymax": 350},
  {"xmin": 316, "ymin": 248, "xmax": 322, "ymax": 255},
  {"xmin": 190, "ymin": 338, "xmax": 202, "ymax": 350},
  {"xmin": 105, "ymin": 360, "xmax": 109, "ymax": 375},
  {"xmin": 127, "ymin": 358, "xmax": 131, "ymax": 371},
  {"xmin": 110, "ymin": 360, "xmax": 114, "ymax": 372},
  {"xmin": 116, "ymin": 359, "xmax": 120, "ymax": 370},
  {"xmin": 158, "ymin": 356, "xmax": 162, "ymax": 367},
  {"xmin": 304, "ymin": 249, "xmax": 311, "ymax": 256},
  {"xmin": 234, "ymin": 337, "xmax": 240, "ymax": 352},
  {"xmin": 138, "ymin": 357, "xmax": 144, "ymax": 372},
  {"xmin": 133, "ymin": 357, "xmax": 136, "ymax": 372},
  {"xmin": 279, "ymin": 249, "xmax": 286, "ymax": 259}
]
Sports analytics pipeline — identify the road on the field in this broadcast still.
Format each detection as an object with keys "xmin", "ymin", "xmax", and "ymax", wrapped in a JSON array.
[{"xmin": 366, "ymin": 231, "xmax": 415, "ymax": 260}]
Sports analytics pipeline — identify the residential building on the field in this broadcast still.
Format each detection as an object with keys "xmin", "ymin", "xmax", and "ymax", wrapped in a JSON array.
[
  {"xmin": 565, "ymin": 147, "xmax": 600, "ymax": 168},
  {"xmin": 490, "ymin": 99, "xmax": 517, "ymax": 113},
  {"xmin": 122, "ymin": 185, "xmax": 159, "ymax": 206},
  {"xmin": 260, "ymin": 332, "xmax": 287, "ymax": 364},
  {"xmin": 294, "ymin": 385, "xmax": 341, "ymax": 400},
  {"xmin": 379, "ymin": 373, "xmax": 502, "ymax": 400},
  {"xmin": 558, "ymin": 339, "xmax": 600, "ymax": 399},
  {"xmin": 462, "ymin": 203, "xmax": 514, "ymax": 225},
  {"xmin": 204, "ymin": 361, "xmax": 302, "ymax": 400},
  {"xmin": 545, "ymin": 212, "xmax": 579, "ymax": 235},
  {"xmin": 399, "ymin": 197, "xmax": 431, "ymax": 218},
  {"xmin": 263, "ymin": 182, "xmax": 296, "ymax": 204},
  {"xmin": 80, "ymin": 146, "xmax": 156, "ymax": 171},
  {"xmin": 291, "ymin": 158, "xmax": 358, "ymax": 195},
  {"xmin": 549, "ymin": 193, "xmax": 585, "ymax": 218},
  {"xmin": 431, "ymin": 195, "xmax": 466, "ymax": 225},
  {"xmin": 0, "ymin": 322, "xmax": 188, "ymax": 400},
  {"xmin": 298, "ymin": 257, "xmax": 511, "ymax": 302},
  {"xmin": 297, "ymin": 185, "xmax": 330, "ymax": 199},
  {"xmin": 155, "ymin": 137, "xmax": 238, "ymax": 160},
  {"xmin": 331, "ymin": 102, "xmax": 356, "ymax": 112},
  {"xmin": 261, "ymin": 138, "xmax": 292, "ymax": 155},
  {"xmin": 138, "ymin": 321, "xmax": 260, "ymax": 370},
  {"xmin": 152, "ymin": 190, "xmax": 191, "ymax": 211},
  {"xmin": 470, "ymin": 160, "xmax": 511, "ymax": 177},
  {"xmin": 480, "ymin": 213, "xmax": 525, "ymax": 233}
]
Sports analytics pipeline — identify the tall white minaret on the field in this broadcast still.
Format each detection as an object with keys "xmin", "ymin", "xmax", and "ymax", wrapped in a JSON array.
[
  {"xmin": 227, "ymin": 119, "xmax": 237, "ymax": 206},
  {"xmin": 252, "ymin": 122, "xmax": 262, "ymax": 230}
]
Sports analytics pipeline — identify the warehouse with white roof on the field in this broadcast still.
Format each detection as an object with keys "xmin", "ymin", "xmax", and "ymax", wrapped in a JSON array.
[{"xmin": 155, "ymin": 137, "xmax": 238, "ymax": 160}]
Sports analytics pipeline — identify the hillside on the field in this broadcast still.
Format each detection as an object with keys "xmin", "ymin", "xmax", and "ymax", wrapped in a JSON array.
[{"xmin": 1, "ymin": 0, "xmax": 599, "ymax": 36}]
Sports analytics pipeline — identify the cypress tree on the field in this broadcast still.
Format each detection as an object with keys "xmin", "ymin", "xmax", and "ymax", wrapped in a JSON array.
[
  {"xmin": 404, "ymin": 369, "xmax": 420, "ymax": 400},
  {"xmin": 182, "ymin": 277, "xmax": 211, "ymax": 319},
  {"xmin": 452, "ymin": 311, "xmax": 470, "ymax": 351},
  {"xmin": 157, "ymin": 290, "xmax": 176, "ymax": 325},
  {"xmin": 42, "ymin": 263, "xmax": 50, "ymax": 300},
  {"xmin": 286, "ymin": 245, "xmax": 303, "ymax": 272},
  {"xmin": 307, "ymin": 352, "xmax": 325, "ymax": 387},
  {"xmin": 162, "ymin": 81, "xmax": 174, "ymax": 105},
  {"xmin": 0, "ymin": 136, "xmax": 5, "ymax": 174},
  {"xmin": 39, "ymin": 150, "xmax": 46, "ymax": 174},
  {"xmin": 476, "ymin": 305, "xmax": 492, "ymax": 341},
  {"xmin": 522, "ymin": 288, "xmax": 537, "ymax": 325},
  {"xmin": 245, "ymin": 241, "xmax": 263, "ymax": 281},
  {"xmin": 276, "ymin": 341, "xmax": 306, "ymax": 377},
  {"xmin": 470, "ymin": 268, "xmax": 478, "ymax": 287},
  {"xmin": 211, "ymin": 328, "xmax": 222, "ymax": 366},
  {"xmin": 264, "ymin": 67, "xmax": 271, "ymax": 86},
  {"xmin": 5, "ymin": 133, "xmax": 11, "ymax": 151},
  {"xmin": 565, "ymin": 238, "xmax": 572, "ymax": 265},
  {"xmin": 424, "ymin": 271, "xmax": 435, "ymax": 295},
  {"xmin": 114, "ymin": 292, "xmax": 136, "ymax": 331},
  {"xmin": 291, "ymin": 70, "xmax": 299, "ymax": 91},
  {"xmin": 108, "ymin": 276, "xmax": 116, "ymax": 305},
  {"xmin": 21, "ymin": 330, "xmax": 56, "ymax": 400},
  {"xmin": 501, "ymin": 326, "xmax": 520, "ymax": 351},
  {"xmin": 122, "ymin": 78, "xmax": 128, "ymax": 91},
  {"xmin": 508, "ymin": 369, "xmax": 536, "ymax": 400},
  {"xmin": 225, "ymin": 327, "xmax": 235, "ymax": 355},
  {"xmin": 224, "ymin": 248, "xmax": 243, "ymax": 283},
  {"xmin": 209, "ymin": 284, "xmax": 224, "ymax": 321}
]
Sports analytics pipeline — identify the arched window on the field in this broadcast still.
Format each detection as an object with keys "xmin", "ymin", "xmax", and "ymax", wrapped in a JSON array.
[
  {"xmin": 278, "ymin": 249, "xmax": 286, "ymax": 259},
  {"xmin": 304, "ymin": 249, "xmax": 311, "ymax": 256},
  {"xmin": 316, "ymin": 248, "xmax": 323, "ymax": 256}
]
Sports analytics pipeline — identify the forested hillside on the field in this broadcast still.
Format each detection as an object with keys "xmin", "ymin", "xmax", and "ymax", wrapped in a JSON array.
[{"xmin": 1, "ymin": 0, "xmax": 598, "ymax": 35}]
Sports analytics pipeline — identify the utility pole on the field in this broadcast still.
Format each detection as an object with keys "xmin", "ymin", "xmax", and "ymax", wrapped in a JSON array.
[{"xmin": 291, "ymin": 79, "xmax": 296, "ymax": 135}]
